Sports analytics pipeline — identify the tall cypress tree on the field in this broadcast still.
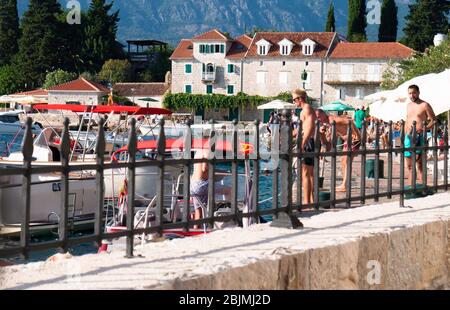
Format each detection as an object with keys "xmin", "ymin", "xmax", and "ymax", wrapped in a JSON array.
[
  {"xmin": 402, "ymin": 0, "xmax": 450, "ymax": 51},
  {"xmin": 0, "ymin": 0, "xmax": 20, "ymax": 66},
  {"xmin": 82, "ymin": 0, "xmax": 120, "ymax": 73},
  {"xmin": 325, "ymin": 2, "xmax": 336, "ymax": 32},
  {"xmin": 379, "ymin": 0, "xmax": 398, "ymax": 42},
  {"xmin": 15, "ymin": 0, "xmax": 67, "ymax": 88},
  {"xmin": 347, "ymin": 0, "xmax": 367, "ymax": 42}
]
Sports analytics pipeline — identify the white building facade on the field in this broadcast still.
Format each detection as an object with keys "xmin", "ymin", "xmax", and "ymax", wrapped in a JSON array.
[{"xmin": 171, "ymin": 29, "xmax": 414, "ymax": 118}]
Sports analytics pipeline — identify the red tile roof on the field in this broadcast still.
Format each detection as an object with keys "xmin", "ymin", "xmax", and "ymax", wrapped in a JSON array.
[
  {"xmin": 170, "ymin": 39, "xmax": 194, "ymax": 60},
  {"xmin": 12, "ymin": 89, "xmax": 48, "ymax": 96},
  {"xmin": 48, "ymin": 78, "xmax": 110, "ymax": 93},
  {"xmin": 193, "ymin": 29, "xmax": 230, "ymax": 41},
  {"xmin": 113, "ymin": 83, "xmax": 170, "ymax": 97},
  {"xmin": 246, "ymin": 32, "xmax": 336, "ymax": 58},
  {"xmin": 226, "ymin": 35, "xmax": 252, "ymax": 59},
  {"xmin": 330, "ymin": 42, "xmax": 414, "ymax": 59}
]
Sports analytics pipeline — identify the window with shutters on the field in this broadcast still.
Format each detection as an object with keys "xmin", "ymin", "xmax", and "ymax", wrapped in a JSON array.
[
  {"xmin": 227, "ymin": 85, "xmax": 235, "ymax": 95},
  {"xmin": 257, "ymin": 72, "xmax": 266, "ymax": 85},
  {"xmin": 279, "ymin": 72, "xmax": 288, "ymax": 85},
  {"xmin": 340, "ymin": 65, "xmax": 354, "ymax": 82},
  {"xmin": 185, "ymin": 85, "xmax": 192, "ymax": 94},
  {"xmin": 258, "ymin": 45, "xmax": 266, "ymax": 55},
  {"xmin": 228, "ymin": 64, "xmax": 234, "ymax": 73},
  {"xmin": 206, "ymin": 85, "xmax": 213, "ymax": 94},
  {"xmin": 356, "ymin": 87, "xmax": 364, "ymax": 99},
  {"xmin": 367, "ymin": 64, "xmax": 381, "ymax": 81},
  {"xmin": 337, "ymin": 87, "xmax": 346, "ymax": 100},
  {"xmin": 185, "ymin": 64, "xmax": 192, "ymax": 74}
]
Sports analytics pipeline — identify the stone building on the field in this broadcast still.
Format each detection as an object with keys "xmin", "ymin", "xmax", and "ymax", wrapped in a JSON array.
[
  {"xmin": 170, "ymin": 29, "xmax": 414, "ymax": 120},
  {"xmin": 48, "ymin": 78, "xmax": 110, "ymax": 106}
]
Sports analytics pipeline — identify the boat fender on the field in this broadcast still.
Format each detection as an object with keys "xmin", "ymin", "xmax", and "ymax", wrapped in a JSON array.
[{"xmin": 97, "ymin": 241, "xmax": 109, "ymax": 254}]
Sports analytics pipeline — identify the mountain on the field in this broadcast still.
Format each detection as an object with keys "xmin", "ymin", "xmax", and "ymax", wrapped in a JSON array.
[{"xmin": 18, "ymin": 0, "xmax": 414, "ymax": 46}]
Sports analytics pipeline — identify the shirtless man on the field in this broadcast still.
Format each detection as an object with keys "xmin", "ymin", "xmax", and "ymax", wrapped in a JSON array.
[
  {"xmin": 190, "ymin": 148, "xmax": 230, "ymax": 229},
  {"xmin": 292, "ymin": 89, "xmax": 317, "ymax": 205},
  {"xmin": 316, "ymin": 109, "xmax": 361, "ymax": 192},
  {"xmin": 405, "ymin": 85, "xmax": 436, "ymax": 186}
]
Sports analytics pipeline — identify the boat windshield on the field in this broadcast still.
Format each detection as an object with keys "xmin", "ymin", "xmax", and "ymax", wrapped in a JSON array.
[
  {"xmin": 34, "ymin": 127, "xmax": 59, "ymax": 148},
  {"xmin": 0, "ymin": 114, "xmax": 20, "ymax": 123}
]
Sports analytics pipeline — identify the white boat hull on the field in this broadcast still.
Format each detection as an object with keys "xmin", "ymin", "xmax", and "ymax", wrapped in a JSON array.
[
  {"xmin": 0, "ymin": 174, "xmax": 97, "ymax": 226},
  {"xmin": 104, "ymin": 164, "xmax": 184, "ymax": 199}
]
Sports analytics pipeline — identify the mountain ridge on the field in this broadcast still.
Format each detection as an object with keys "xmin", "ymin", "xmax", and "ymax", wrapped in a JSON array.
[{"xmin": 18, "ymin": 0, "xmax": 413, "ymax": 45}]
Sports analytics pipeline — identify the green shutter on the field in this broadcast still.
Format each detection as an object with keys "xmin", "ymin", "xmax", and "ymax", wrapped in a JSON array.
[
  {"xmin": 205, "ymin": 45, "xmax": 210, "ymax": 53},
  {"xmin": 227, "ymin": 85, "xmax": 234, "ymax": 94},
  {"xmin": 228, "ymin": 64, "xmax": 234, "ymax": 73},
  {"xmin": 185, "ymin": 85, "xmax": 192, "ymax": 93},
  {"xmin": 206, "ymin": 85, "xmax": 213, "ymax": 94},
  {"xmin": 185, "ymin": 64, "xmax": 192, "ymax": 74},
  {"xmin": 199, "ymin": 45, "xmax": 203, "ymax": 53},
  {"xmin": 221, "ymin": 44, "xmax": 225, "ymax": 53}
]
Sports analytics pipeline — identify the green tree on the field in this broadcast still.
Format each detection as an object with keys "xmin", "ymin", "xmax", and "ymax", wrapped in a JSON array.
[
  {"xmin": 381, "ymin": 37, "xmax": 450, "ymax": 90},
  {"xmin": 43, "ymin": 69, "xmax": 78, "ymax": 89},
  {"xmin": 402, "ymin": 0, "xmax": 450, "ymax": 51},
  {"xmin": 325, "ymin": 2, "xmax": 336, "ymax": 32},
  {"xmin": 98, "ymin": 59, "xmax": 132, "ymax": 85},
  {"xmin": 142, "ymin": 47, "xmax": 174, "ymax": 82},
  {"xmin": 347, "ymin": 0, "xmax": 367, "ymax": 42},
  {"xmin": 59, "ymin": 10, "xmax": 86, "ymax": 74},
  {"xmin": 79, "ymin": 71, "xmax": 98, "ymax": 82},
  {"xmin": 0, "ymin": 0, "xmax": 20, "ymax": 66},
  {"xmin": 0, "ymin": 65, "xmax": 21, "ymax": 95},
  {"xmin": 15, "ymin": 0, "xmax": 67, "ymax": 89},
  {"xmin": 379, "ymin": 0, "xmax": 398, "ymax": 42},
  {"xmin": 82, "ymin": 0, "xmax": 120, "ymax": 73}
]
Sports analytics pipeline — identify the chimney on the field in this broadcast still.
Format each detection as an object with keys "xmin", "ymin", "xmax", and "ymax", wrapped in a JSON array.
[{"xmin": 165, "ymin": 71, "xmax": 172, "ymax": 86}]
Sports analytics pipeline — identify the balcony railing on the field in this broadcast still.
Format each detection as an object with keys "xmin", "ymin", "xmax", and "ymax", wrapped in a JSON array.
[
  {"xmin": 325, "ymin": 74, "xmax": 382, "ymax": 84},
  {"xmin": 129, "ymin": 53, "xmax": 150, "ymax": 62},
  {"xmin": 202, "ymin": 72, "xmax": 216, "ymax": 82}
]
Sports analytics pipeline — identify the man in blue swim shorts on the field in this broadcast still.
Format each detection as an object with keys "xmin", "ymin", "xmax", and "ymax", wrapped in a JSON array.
[{"xmin": 405, "ymin": 85, "xmax": 436, "ymax": 186}]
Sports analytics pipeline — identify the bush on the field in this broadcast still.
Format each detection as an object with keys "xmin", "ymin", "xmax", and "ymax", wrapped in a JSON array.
[
  {"xmin": 162, "ymin": 92, "xmax": 299, "ymax": 111},
  {"xmin": 43, "ymin": 69, "xmax": 78, "ymax": 89}
]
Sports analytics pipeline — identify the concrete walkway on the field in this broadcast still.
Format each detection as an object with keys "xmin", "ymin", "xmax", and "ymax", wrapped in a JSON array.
[{"xmin": 1, "ymin": 193, "xmax": 450, "ymax": 290}]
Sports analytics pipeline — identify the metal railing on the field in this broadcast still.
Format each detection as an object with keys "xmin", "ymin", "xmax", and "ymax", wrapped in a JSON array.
[{"xmin": 0, "ymin": 112, "xmax": 449, "ymax": 259}]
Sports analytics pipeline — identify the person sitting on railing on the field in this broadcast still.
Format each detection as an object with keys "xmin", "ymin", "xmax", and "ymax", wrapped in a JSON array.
[
  {"xmin": 190, "ymin": 148, "xmax": 231, "ymax": 229},
  {"xmin": 315, "ymin": 109, "xmax": 361, "ymax": 193},
  {"xmin": 405, "ymin": 85, "xmax": 437, "ymax": 186}
]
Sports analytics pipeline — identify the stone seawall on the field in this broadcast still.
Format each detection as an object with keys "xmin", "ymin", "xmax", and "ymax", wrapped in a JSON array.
[
  {"xmin": 172, "ymin": 221, "xmax": 449, "ymax": 290},
  {"xmin": 1, "ymin": 193, "xmax": 450, "ymax": 290}
]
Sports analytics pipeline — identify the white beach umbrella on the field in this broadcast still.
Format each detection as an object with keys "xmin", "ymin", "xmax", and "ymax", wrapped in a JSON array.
[
  {"xmin": 0, "ymin": 95, "xmax": 16, "ymax": 103},
  {"xmin": 365, "ymin": 69, "xmax": 450, "ymax": 122},
  {"xmin": 257, "ymin": 99, "xmax": 296, "ymax": 110},
  {"xmin": 11, "ymin": 95, "xmax": 48, "ymax": 104}
]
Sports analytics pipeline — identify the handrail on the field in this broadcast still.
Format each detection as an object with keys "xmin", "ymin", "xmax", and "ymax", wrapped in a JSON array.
[{"xmin": 1, "ymin": 115, "xmax": 449, "ymax": 259}]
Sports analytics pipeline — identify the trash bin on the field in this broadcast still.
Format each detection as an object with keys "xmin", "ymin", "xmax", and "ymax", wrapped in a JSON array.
[
  {"xmin": 319, "ymin": 191, "xmax": 331, "ymax": 208},
  {"xmin": 366, "ymin": 159, "xmax": 384, "ymax": 179}
]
